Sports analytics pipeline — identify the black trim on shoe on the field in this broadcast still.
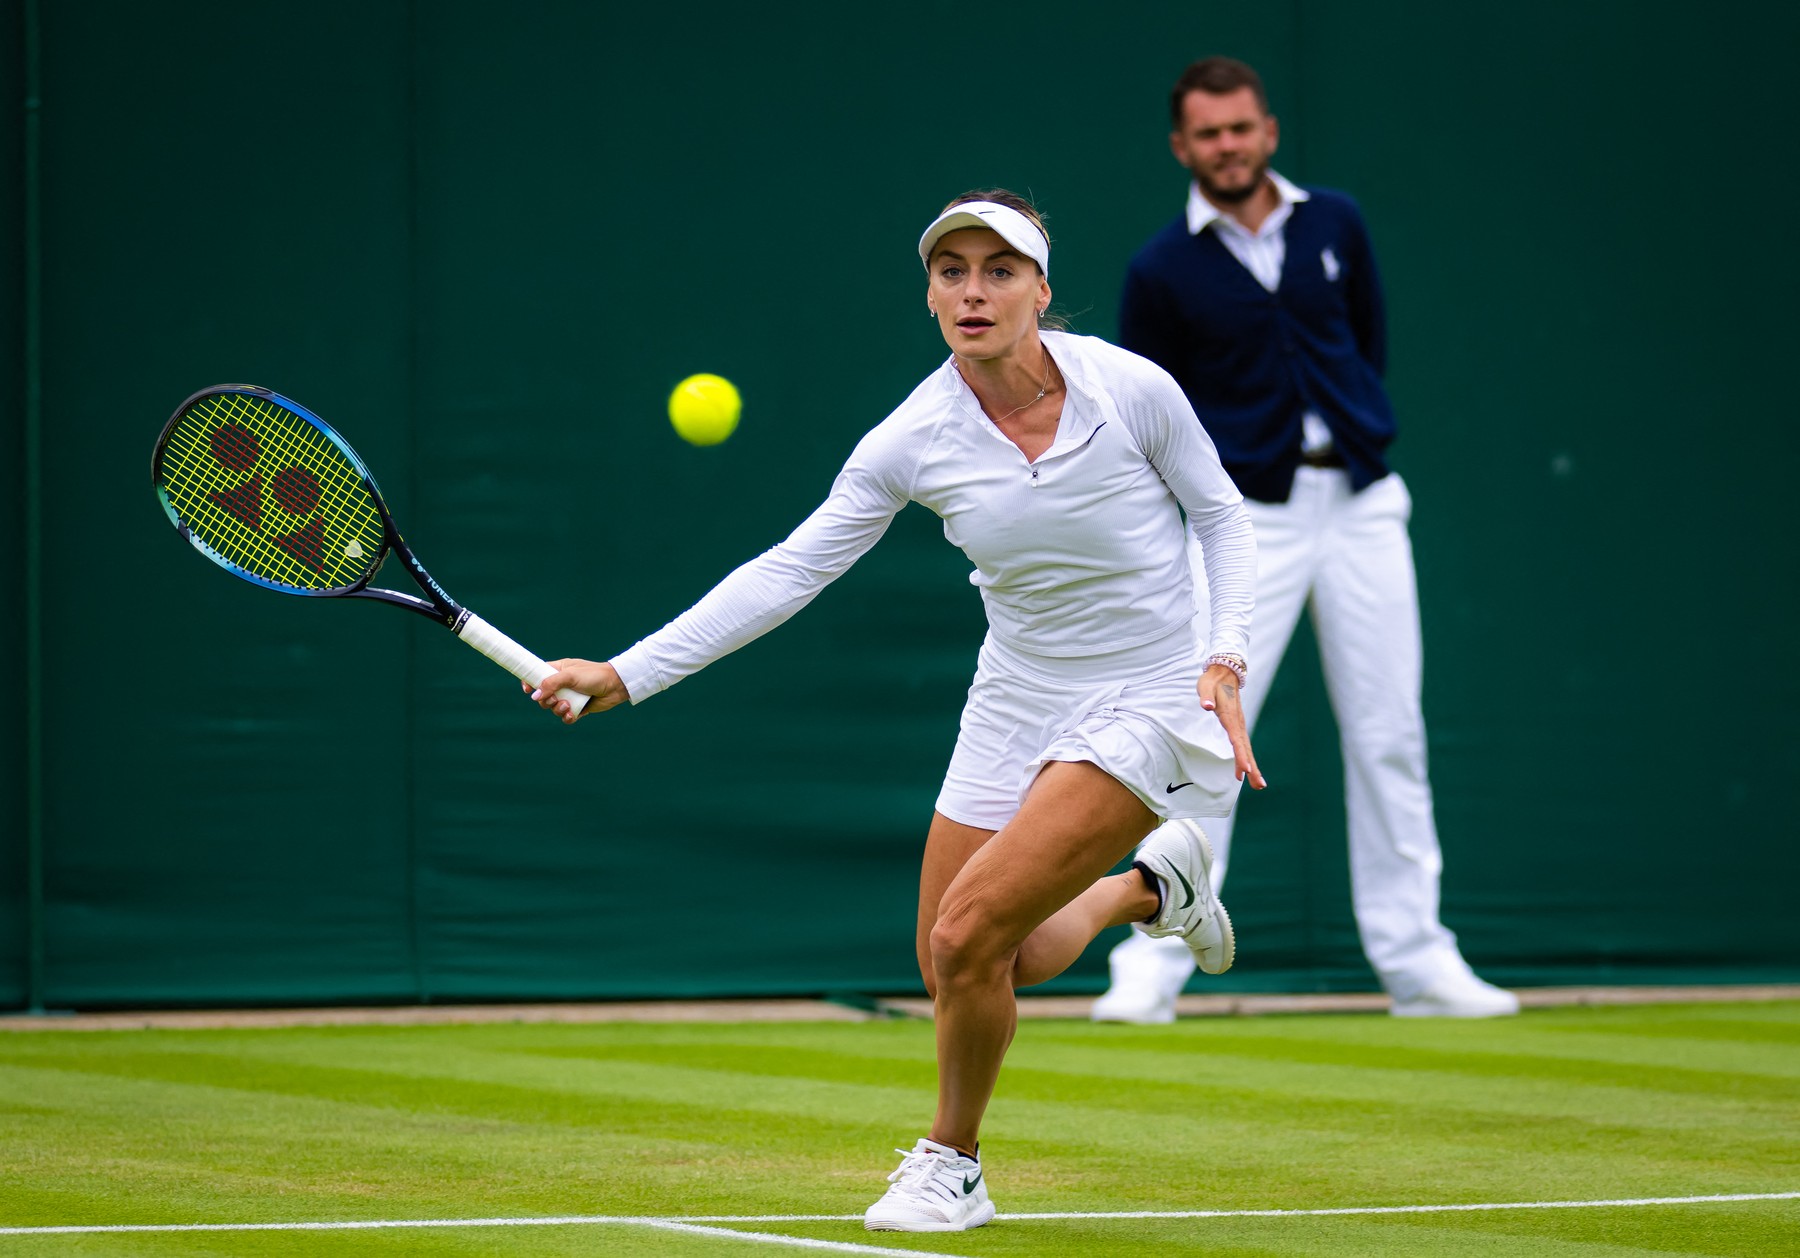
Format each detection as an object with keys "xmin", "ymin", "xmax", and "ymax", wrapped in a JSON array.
[{"xmin": 1132, "ymin": 860, "xmax": 1163, "ymax": 923}]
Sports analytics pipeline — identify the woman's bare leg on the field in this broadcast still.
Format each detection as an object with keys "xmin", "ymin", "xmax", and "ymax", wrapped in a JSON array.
[
  {"xmin": 916, "ymin": 813, "xmax": 994, "ymax": 1000},
  {"xmin": 924, "ymin": 761, "xmax": 1156, "ymax": 1152},
  {"xmin": 1013, "ymin": 868, "xmax": 1160, "ymax": 987},
  {"xmin": 919, "ymin": 814, "xmax": 1159, "ymax": 997}
]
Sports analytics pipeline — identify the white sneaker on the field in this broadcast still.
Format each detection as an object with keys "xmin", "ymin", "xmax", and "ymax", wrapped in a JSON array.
[
  {"xmin": 1390, "ymin": 968, "xmax": 1520, "ymax": 1018},
  {"xmin": 1135, "ymin": 819, "xmax": 1235, "ymax": 974},
  {"xmin": 863, "ymin": 1138, "xmax": 995, "ymax": 1232},
  {"xmin": 1091, "ymin": 931, "xmax": 1196, "ymax": 1024}
]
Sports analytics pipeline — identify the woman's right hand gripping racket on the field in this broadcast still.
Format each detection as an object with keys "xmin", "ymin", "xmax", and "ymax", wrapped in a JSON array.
[{"xmin": 152, "ymin": 384, "xmax": 588, "ymax": 716}]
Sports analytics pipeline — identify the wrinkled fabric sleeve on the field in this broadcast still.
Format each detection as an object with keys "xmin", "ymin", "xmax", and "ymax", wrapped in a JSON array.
[
  {"xmin": 1127, "ymin": 367, "xmax": 1257, "ymax": 665},
  {"xmin": 1342, "ymin": 200, "xmax": 1388, "ymax": 377},
  {"xmin": 1119, "ymin": 259, "xmax": 1185, "ymax": 376},
  {"xmin": 610, "ymin": 431, "xmax": 914, "ymax": 703}
]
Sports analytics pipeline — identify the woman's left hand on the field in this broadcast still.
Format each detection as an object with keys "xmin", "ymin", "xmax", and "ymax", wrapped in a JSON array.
[{"xmin": 1200, "ymin": 664, "xmax": 1267, "ymax": 790}]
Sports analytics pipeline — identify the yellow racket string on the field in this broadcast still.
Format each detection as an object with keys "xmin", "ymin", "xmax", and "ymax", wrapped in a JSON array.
[{"xmin": 158, "ymin": 393, "xmax": 386, "ymax": 591}]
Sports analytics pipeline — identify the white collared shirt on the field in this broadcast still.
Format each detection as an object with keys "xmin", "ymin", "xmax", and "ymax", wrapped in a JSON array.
[
  {"xmin": 611, "ymin": 331, "xmax": 1256, "ymax": 702},
  {"xmin": 1187, "ymin": 171, "xmax": 1332, "ymax": 452},
  {"xmin": 1186, "ymin": 169, "xmax": 1311, "ymax": 291}
]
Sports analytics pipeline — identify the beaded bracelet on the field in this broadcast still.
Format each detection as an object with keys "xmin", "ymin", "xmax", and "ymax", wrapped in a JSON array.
[{"xmin": 1204, "ymin": 653, "xmax": 1248, "ymax": 687}]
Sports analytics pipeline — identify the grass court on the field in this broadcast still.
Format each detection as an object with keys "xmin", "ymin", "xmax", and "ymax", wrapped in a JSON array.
[{"xmin": 2, "ymin": 998, "xmax": 1796, "ymax": 1256}]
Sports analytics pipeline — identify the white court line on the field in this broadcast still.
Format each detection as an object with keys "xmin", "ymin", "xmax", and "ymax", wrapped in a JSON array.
[
  {"xmin": 634, "ymin": 1219, "xmax": 970, "ymax": 1256},
  {"xmin": 0, "ymin": 1215, "xmax": 965, "ymax": 1258},
  {"xmin": 1, "ymin": 1191, "xmax": 1793, "ymax": 1241},
  {"xmin": 998, "ymin": 1190, "xmax": 1800, "ymax": 1219},
  {"xmin": 676, "ymin": 1191, "xmax": 1800, "ymax": 1222}
]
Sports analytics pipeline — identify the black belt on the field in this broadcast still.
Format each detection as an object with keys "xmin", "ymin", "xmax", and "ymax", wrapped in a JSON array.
[{"xmin": 1299, "ymin": 448, "xmax": 1346, "ymax": 469}]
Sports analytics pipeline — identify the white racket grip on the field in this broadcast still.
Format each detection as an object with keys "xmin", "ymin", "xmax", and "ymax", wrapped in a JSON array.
[{"xmin": 455, "ymin": 612, "xmax": 591, "ymax": 717}]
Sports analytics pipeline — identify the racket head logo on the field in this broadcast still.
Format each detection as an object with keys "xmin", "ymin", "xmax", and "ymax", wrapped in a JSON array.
[
  {"xmin": 270, "ymin": 465, "xmax": 322, "ymax": 516},
  {"xmin": 208, "ymin": 422, "xmax": 259, "ymax": 471},
  {"xmin": 152, "ymin": 385, "xmax": 391, "ymax": 596},
  {"xmin": 151, "ymin": 384, "xmax": 567, "ymax": 705}
]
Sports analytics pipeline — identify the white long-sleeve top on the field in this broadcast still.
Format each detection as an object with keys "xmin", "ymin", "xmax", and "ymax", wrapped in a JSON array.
[{"xmin": 612, "ymin": 331, "xmax": 1254, "ymax": 702}]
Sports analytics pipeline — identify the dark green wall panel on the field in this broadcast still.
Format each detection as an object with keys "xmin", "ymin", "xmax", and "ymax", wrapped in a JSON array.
[
  {"xmin": 6, "ymin": 0, "xmax": 1795, "ymax": 1010},
  {"xmin": 1261, "ymin": 0, "xmax": 1800, "ymax": 983},
  {"xmin": 28, "ymin": 2, "xmax": 421, "ymax": 1005},
  {"xmin": 2, "ymin": 0, "xmax": 29, "ymax": 1009}
]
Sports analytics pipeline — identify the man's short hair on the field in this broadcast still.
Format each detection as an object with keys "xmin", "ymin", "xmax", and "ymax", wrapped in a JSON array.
[{"xmin": 1169, "ymin": 56, "xmax": 1269, "ymax": 127}]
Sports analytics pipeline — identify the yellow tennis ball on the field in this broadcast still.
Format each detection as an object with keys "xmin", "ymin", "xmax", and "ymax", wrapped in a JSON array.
[{"xmin": 668, "ymin": 373, "xmax": 741, "ymax": 446}]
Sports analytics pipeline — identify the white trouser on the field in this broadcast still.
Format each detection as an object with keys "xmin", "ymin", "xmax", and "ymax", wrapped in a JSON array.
[{"xmin": 1155, "ymin": 468, "xmax": 1463, "ymax": 1001}]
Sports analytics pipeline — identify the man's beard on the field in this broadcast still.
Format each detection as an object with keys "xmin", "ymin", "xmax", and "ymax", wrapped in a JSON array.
[{"xmin": 1197, "ymin": 160, "xmax": 1267, "ymax": 205}]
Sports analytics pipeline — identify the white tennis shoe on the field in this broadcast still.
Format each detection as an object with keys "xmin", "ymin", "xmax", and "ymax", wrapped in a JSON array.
[
  {"xmin": 1135, "ymin": 819, "xmax": 1235, "ymax": 975},
  {"xmin": 1090, "ymin": 930, "xmax": 1197, "ymax": 1024},
  {"xmin": 863, "ymin": 1138, "xmax": 995, "ymax": 1232},
  {"xmin": 1390, "ymin": 964, "xmax": 1520, "ymax": 1018}
]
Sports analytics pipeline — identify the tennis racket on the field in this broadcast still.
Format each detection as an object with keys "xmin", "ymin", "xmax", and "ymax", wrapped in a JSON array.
[{"xmin": 152, "ymin": 383, "xmax": 588, "ymax": 716}]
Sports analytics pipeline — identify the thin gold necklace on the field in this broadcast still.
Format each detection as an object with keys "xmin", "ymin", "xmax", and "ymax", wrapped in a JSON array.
[{"xmin": 988, "ymin": 352, "xmax": 1054, "ymax": 425}]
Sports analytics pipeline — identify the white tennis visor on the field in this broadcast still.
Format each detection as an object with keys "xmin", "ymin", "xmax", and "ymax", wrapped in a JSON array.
[{"xmin": 918, "ymin": 201, "xmax": 1050, "ymax": 277}]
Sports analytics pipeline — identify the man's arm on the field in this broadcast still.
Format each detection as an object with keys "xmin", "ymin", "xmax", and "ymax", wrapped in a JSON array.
[
  {"xmin": 1344, "ymin": 204, "xmax": 1389, "ymax": 377},
  {"xmin": 1119, "ymin": 259, "xmax": 1184, "ymax": 373}
]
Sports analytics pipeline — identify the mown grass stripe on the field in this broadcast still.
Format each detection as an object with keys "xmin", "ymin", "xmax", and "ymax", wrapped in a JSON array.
[
  {"xmin": 4, "ymin": 1006, "xmax": 1795, "ymax": 1254},
  {"xmin": 2, "ymin": 1191, "xmax": 1793, "ymax": 1234}
]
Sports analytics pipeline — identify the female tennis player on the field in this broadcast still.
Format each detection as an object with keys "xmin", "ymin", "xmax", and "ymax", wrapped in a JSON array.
[{"xmin": 530, "ymin": 190, "xmax": 1265, "ymax": 1232}]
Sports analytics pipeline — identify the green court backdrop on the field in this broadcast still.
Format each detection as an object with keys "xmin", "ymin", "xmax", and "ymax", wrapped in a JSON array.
[{"xmin": 4, "ymin": 0, "xmax": 1796, "ymax": 1010}]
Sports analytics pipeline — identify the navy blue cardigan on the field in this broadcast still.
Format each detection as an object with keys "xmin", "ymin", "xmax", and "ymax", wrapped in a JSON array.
[{"xmin": 1119, "ymin": 188, "xmax": 1396, "ymax": 502}]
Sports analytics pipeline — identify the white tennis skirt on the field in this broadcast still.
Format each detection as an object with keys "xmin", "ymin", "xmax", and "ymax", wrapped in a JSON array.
[{"xmin": 935, "ymin": 624, "xmax": 1242, "ymax": 832}]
